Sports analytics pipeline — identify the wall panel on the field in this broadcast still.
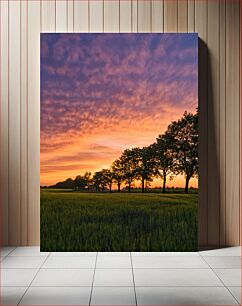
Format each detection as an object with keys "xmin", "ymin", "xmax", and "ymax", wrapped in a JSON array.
[
  {"xmin": 9, "ymin": 0, "xmax": 21, "ymax": 245},
  {"xmin": 0, "ymin": 0, "xmax": 241, "ymax": 247},
  {"xmin": 0, "ymin": 0, "xmax": 9, "ymax": 245}
]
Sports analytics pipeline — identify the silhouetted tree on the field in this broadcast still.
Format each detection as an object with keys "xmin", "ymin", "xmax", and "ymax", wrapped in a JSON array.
[
  {"xmin": 112, "ymin": 159, "xmax": 124, "ymax": 192},
  {"xmin": 167, "ymin": 110, "xmax": 198, "ymax": 193}
]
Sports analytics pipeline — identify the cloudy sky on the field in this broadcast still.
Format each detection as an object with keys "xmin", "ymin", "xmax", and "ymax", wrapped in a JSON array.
[{"xmin": 40, "ymin": 33, "xmax": 198, "ymax": 187}]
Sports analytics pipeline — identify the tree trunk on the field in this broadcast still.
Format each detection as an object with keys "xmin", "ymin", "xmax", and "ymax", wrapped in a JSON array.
[
  {"xmin": 118, "ymin": 182, "xmax": 121, "ymax": 192},
  {"xmin": 185, "ymin": 176, "xmax": 190, "ymax": 193},
  {"xmin": 142, "ymin": 178, "xmax": 145, "ymax": 193},
  {"xmin": 109, "ymin": 184, "xmax": 112, "ymax": 192},
  {"xmin": 128, "ymin": 182, "xmax": 131, "ymax": 193},
  {"xmin": 162, "ymin": 174, "xmax": 166, "ymax": 193}
]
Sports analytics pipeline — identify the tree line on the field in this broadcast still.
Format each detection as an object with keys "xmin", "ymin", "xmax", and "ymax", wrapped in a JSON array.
[{"xmin": 48, "ymin": 110, "xmax": 198, "ymax": 193}]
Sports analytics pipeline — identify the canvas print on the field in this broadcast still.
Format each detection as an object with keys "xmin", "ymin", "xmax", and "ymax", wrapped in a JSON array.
[{"xmin": 41, "ymin": 33, "xmax": 198, "ymax": 251}]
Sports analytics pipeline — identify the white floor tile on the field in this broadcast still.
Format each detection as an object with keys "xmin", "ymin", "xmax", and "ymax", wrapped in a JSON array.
[
  {"xmin": 96, "ymin": 256, "xmax": 132, "ymax": 268},
  {"xmin": 9, "ymin": 247, "xmax": 49, "ymax": 257},
  {"xmin": 31, "ymin": 268, "xmax": 94, "ymax": 286},
  {"xmin": 91, "ymin": 287, "xmax": 136, "ymax": 305},
  {"xmin": 228, "ymin": 287, "xmax": 241, "ymax": 304},
  {"xmin": 203, "ymin": 256, "xmax": 241, "ymax": 268},
  {"xmin": 132, "ymin": 252, "xmax": 199, "ymax": 257},
  {"xmin": 1, "ymin": 287, "xmax": 27, "ymax": 305},
  {"xmin": 50, "ymin": 252, "xmax": 97, "ymax": 257},
  {"xmin": 94, "ymin": 269, "xmax": 134, "ymax": 286},
  {"xmin": 134, "ymin": 268, "xmax": 223, "ymax": 287},
  {"xmin": 19, "ymin": 286, "xmax": 91, "ymax": 305},
  {"xmin": 1, "ymin": 256, "xmax": 46, "ymax": 269},
  {"xmin": 132, "ymin": 256, "xmax": 209, "ymax": 269},
  {"xmin": 136, "ymin": 287, "xmax": 238, "ymax": 305},
  {"xmin": 214, "ymin": 269, "xmax": 241, "ymax": 286},
  {"xmin": 98, "ymin": 252, "xmax": 130, "ymax": 257},
  {"xmin": 42, "ymin": 256, "xmax": 96, "ymax": 268},
  {"xmin": 0, "ymin": 247, "xmax": 16, "ymax": 257},
  {"xmin": 199, "ymin": 247, "xmax": 241, "ymax": 257},
  {"xmin": 1, "ymin": 269, "xmax": 38, "ymax": 286}
]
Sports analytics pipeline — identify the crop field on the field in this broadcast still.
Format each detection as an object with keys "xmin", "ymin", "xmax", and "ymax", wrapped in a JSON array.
[{"xmin": 40, "ymin": 189, "xmax": 198, "ymax": 252}]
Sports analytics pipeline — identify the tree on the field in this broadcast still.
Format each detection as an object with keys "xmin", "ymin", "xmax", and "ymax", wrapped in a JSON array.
[
  {"xmin": 153, "ymin": 132, "xmax": 174, "ymax": 193},
  {"xmin": 101, "ymin": 169, "xmax": 114, "ymax": 192},
  {"xmin": 135, "ymin": 146, "xmax": 156, "ymax": 193},
  {"xmin": 167, "ymin": 110, "xmax": 198, "ymax": 193},
  {"xmin": 93, "ymin": 171, "xmax": 103, "ymax": 191},
  {"xmin": 120, "ymin": 149, "xmax": 138, "ymax": 193},
  {"xmin": 111, "ymin": 159, "xmax": 124, "ymax": 192}
]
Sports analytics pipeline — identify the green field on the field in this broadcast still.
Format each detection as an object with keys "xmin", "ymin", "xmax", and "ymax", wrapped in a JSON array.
[{"xmin": 40, "ymin": 190, "xmax": 198, "ymax": 251}]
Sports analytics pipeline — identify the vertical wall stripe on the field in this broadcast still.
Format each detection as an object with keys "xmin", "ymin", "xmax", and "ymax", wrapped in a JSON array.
[
  {"xmin": 27, "ymin": 1, "xmax": 40, "ymax": 245},
  {"xmin": 207, "ymin": 0, "xmax": 220, "ymax": 246},
  {"xmin": 188, "ymin": 0, "xmax": 195, "ymax": 32},
  {"xmin": 138, "ymin": 0, "xmax": 151, "ymax": 32},
  {"xmin": 104, "ymin": 0, "xmax": 119, "ymax": 32},
  {"xmin": 9, "ymin": 0, "xmax": 21, "ymax": 245},
  {"xmin": 164, "ymin": 0, "xmax": 178, "ymax": 32},
  {"xmin": 74, "ymin": 0, "xmax": 89, "ymax": 32},
  {"xmin": 90, "ymin": 0, "xmax": 103, "ymax": 32},
  {"xmin": 56, "ymin": 0, "xmax": 67, "ymax": 32},
  {"xmin": 151, "ymin": 0, "xmax": 164, "ymax": 32},
  {"xmin": 0, "ymin": 0, "xmax": 9, "ymax": 246},
  {"xmin": 20, "ymin": 0, "xmax": 28, "ymax": 245},
  {"xmin": 225, "ymin": 0, "xmax": 240, "ymax": 246},
  {"xmin": 120, "ymin": 0, "xmax": 132, "ymax": 32},
  {"xmin": 195, "ymin": 0, "xmax": 208, "ymax": 247}
]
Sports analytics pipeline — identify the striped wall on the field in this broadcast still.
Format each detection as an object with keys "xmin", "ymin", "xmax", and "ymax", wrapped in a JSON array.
[{"xmin": 0, "ymin": 0, "xmax": 240, "ymax": 247}]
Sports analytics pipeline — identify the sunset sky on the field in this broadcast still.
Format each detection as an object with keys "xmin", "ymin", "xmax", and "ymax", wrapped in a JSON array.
[{"xmin": 40, "ymin": 33, "xmax": 198, "ymax": 188}]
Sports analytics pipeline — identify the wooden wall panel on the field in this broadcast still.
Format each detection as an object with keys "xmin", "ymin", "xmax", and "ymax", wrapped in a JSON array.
[
  {"xmin": 219, "ymin": 0, "xmax": 226, "ymax": 246},
  {"xmin": 207, "ymin": 0, "xmax": 220, "ymax": 246},
  {"xmin": 9, "ymin": 0, "xmax": 21, "ymax": 245},
  {"xmin": 188, "ymin": 0, "xmax": 195, "ymax": 32},
  {"xmin": 151, "ymin": 0, "xmax": 164, "ymax": 32},
  {"xmin": 90, "ymin": 0, "xmax": 103, "ymax": 32},
  {"xmin": 0, "ymin": 0, "xmax": 241, "ymax": 247},
  {"xmin": 138, "ymin": 0, "xmax": 151, "ymax": 32},
  {"xmin": 67, "ymin": 0, "xmax": 74, "ymax": 32},
  {"xmin": 225, "ymin": 0, "xmax": 240, "ymax": 246},
  {"xmin": 164, "ymin": 0, "xmax": 178, "ymax": 32},
  {"xmin": 195, "ymin": 0, "xmax": 208, "ymax": 247},
  {"xmin": 0, "ymin": 0, "xmax": 9, "ymax": 245},
  {"xmin": 120, "ymin": 0, "xmax": 132, "ymax": 32},
  {"xmin": 56, "ymin": 0, "xmax": 67, "ymax": 32},
  {"xmin": 27, "ymin": 1, "xmax": 40, "ymax": 245},
  {"xmin": 104, "ymin": 0, "xmax": 119, "ymax": 32},
  {"xmin": 74, "ymin": 0, "xmax": 88, "ymax": 32},
  {"xmin": 20, "ymin": 0, "xmax": 28, "ymax": 246},
  {"xmin": 41, "ymin": 1, "xmax": 56, "ymax": 32},
  {"xmin": 178, "ymin": 0, "xmax": 188, "ymax": 32}
]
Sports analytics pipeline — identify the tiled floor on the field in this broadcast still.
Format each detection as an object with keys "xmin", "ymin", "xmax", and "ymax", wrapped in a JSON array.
[{"xmin": 0, "ymin": 246, "xmax": 241, "ymax": 305}]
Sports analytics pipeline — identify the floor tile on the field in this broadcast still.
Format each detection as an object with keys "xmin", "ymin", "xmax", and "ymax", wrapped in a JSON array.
[
  {"xmin": 9, "ymin": 247, "xmax": 49, "ymax": 257},
  {"xmin": 19, "ymin": 286, "xmax": 91, "ymax": 305},
  {"xmin": 203, "ymin": 256, "xmax": 241, "ymax": 268},
  {"xmin": 0, "ymin": 247, "xmax": 16, "ymax": 257},
  {"xmin": 98, "ymin": 252, "xmax": 130, "ymax": 257},
  {"xmin": 96, "ymin": 256, "xmax": 132, "ymax": 268},
  {"xmin": 134, "ymin": 268, "xmax": 223, "ymax": 287},
  {"xmin": 1, "ymin": 269, "xmax": 38, "ymax": 286},
  {"xmin": 199, "ymin": 247, "xmax": 241, "ymax": 257},
  {"xmin": 31, "ymin": 268, "xmax": 94, "ymax": 286},
  {"xmin": 132, "ymin": 256, "xmax": 209, "ymax": 269},
  {"xmin": 228, "ymin": 287, "xmax": 241, "ymax": 304},
  {"xmin": 91, "ymin": 287, "xmax": 136, "ymax": 305},
  {"xmin": 94, "ymin": 269, "xmax": 134, "ymax": 286},
  {"xmin": 214, "ymin": 269, "xmax": 241, "ymax": 286},
  {"xmin": 0, "ymin": 287, "xmax": 27, "ymax": 305},
  {"xmin": 132, "ymin": 252, "xmax": 199, "ymax": 257},
  {"xmin": 1, "ymin": 256, "xmax": 46, "ymax": 269},
  {"xmin": 50, "ymin": 252, "xmax": 97, "ymax": 257},
  {"xmin": 136, "ymin": 287, "xmax": 238, "ymax": 305},
  {"xmin": 42, "ymin": 256, "xmax": 96, "ymax": 268}
]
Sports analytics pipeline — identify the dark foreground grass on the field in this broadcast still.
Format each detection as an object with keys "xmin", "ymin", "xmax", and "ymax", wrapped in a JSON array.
[{"xmin": 40, "ymin": 190, "xmax": 198, "ymax": 251}]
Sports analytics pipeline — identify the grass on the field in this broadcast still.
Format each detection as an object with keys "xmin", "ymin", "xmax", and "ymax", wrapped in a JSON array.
[{"xmin": 40, "ymin": 189, "xmax": 198, "ymax": 252}]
